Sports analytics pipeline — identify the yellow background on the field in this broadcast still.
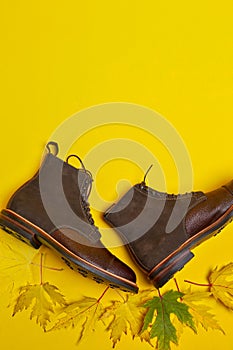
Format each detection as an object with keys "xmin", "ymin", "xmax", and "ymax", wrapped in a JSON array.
[{"xmin": 0, "ymin": 1, "xmax": 233, "ymax": 349}]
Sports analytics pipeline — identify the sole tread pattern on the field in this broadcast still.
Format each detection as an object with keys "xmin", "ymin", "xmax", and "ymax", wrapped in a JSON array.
[{"xmin": 0, "ymin": 212, "xmax": 138, "ymax": 294}]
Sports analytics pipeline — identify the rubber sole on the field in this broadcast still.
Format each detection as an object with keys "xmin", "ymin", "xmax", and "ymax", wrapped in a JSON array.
[
  {"xmin": 148, "ymin": 205, "xmax": 233, "ymax": 288},
  {"xmin": 0, "ymin": 209, "xmax": 138, "ymax": 294}
]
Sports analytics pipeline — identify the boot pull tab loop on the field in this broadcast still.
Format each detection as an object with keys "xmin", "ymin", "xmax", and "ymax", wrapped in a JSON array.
[
  {"xmin": 46, "ymin": 141, "xmax": 59, "ymax": 156},
  {"xmin": 66, "ymin": 154, "xmax": 86, "ymax": 171},
  {"xmin": 141, "ymin": 164, "xmax": 153, "ymax": 187}
]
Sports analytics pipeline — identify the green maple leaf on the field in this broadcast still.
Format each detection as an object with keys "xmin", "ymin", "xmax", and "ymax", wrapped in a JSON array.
[
  {"xmin": 103, "ymin": 290, "xmax": 154, "ymax": 348},
  {"xmin": 208, "ymin": 263, "xmax": 233, "ymax": 309},
  {"xmin": 142, "ymin": 290, "xmax": 195, "ymax": 350},
  {"xmin": 51, "ymin": 296, "xmax": 105, "ymax": 343},
  {"xmin": 13, "ymin": 282, "xmax": 67, "ymax": 330}
]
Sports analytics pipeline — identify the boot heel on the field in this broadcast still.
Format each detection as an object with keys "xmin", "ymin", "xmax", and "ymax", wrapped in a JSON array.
[
  {"xmin": 149, "ymin": 249, "xmax": 194, "ymax": 289},
  {"xmin": 0, "ymin": 210, "xmax": 41, "ymax": 249}
]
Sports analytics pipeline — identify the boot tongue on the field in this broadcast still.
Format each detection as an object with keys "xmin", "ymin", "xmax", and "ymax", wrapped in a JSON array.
[
  {"xmin": 78, "ymin": 169, "xmax": 93, "ymax": 201},
  {"xmin": 65, "ymin": 154, "xmax": 93, "ymax": 200}
]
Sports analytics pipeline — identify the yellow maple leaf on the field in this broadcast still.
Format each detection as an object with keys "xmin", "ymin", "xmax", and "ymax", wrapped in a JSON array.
[
  {"xmin": 170, "ymin": 314, "xmax": 186, "ymax": 341},
  {"xmin": 0, "ymin": 229, "xmax": 39, "ymax": 284},
  {"xmin": 13, "ymin": 282, "xmax": 67, "ymax": 330},
  {"xmin": 209, "ymin": 263, "xmax": 233, "ymax": 309},
  {"xmin": 139, "ymin": 329, "xmax": 154, "ymax": 347},
  {"xmin": 182, "ymin": 290, "xmax": 224, "ymax": 333},
  {"xmin": 103, "ymin": 290, "xmax": 155, "ymax": 348},
  {"xmin": 52, "ymin": 296, "xmax": 105, "ymax": 343}
]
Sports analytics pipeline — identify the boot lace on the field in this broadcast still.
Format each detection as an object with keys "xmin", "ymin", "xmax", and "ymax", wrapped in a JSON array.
[
  {"xmin": 66, "ymin": 154, "xmax": 96, "ymax": 225},
  {"xmin": 80, "ymin": 178, "xmax": 95, "ymax": 225},
  {"xmin": 140, "ymin": 164, "xmax": 202, "ymax": 198}
]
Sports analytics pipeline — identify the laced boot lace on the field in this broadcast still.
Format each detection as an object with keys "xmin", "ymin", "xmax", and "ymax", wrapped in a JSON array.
[
  {"xmin": 66, "ymin": 154, "xmax": 96, "ymax": 225},
  {"xmin": 80, "ymin": 177, "xmax": 95, "ymax": 225},
  {"xmin": 140, "ymin": 164, "xmax": 200, "ymax": 198}
]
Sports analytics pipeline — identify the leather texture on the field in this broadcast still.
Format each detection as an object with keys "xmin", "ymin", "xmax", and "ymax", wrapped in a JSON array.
[
  {"xmin": 50, "ymin": 228, "xmax": 136, "ymax": 280},
  {"xmin": 6, "ymin": 153, "xmax": 136, "ymax": 284},
  {"xmin": 8, "ymin": 154, "xmax": 100, "ymax": 242},
  {"xmin": 104, "ymin": 180, "xmax": 233, "ymax": 272},
  {"xmin": 185, "ymin": 181, "xmax": 233, "ymax": 236}
]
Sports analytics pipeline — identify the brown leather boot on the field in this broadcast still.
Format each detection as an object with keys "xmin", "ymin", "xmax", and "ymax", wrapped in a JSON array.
[
  {"xmin": 0, "ymin": 142, "xmax": 138, "ymax": 293},
  {"xmin": 104, "ymin": 177, "xmax": 233, "ymax": 289}
]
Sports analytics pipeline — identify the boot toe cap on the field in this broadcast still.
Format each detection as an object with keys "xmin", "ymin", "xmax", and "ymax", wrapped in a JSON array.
[{"xmin": 107, "ymin": 255, "xmax": 137, "ymax": 285}]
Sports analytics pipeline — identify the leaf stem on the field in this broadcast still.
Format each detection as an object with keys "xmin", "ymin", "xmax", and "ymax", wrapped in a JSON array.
[
  {"xmin": 30, "ymin": 262, "xmax": 64, "ymax": 271},
  {"xmin": 174, "ymin": 278, "xmax": 180, "ymax": 292},
  {"xmin": 66, "ymin": 286, "xmax": 110, "ymax": 321},
  {"xmin": 97, "ymin": 286, "xmax": 110, "ymax": 303},
  {"xmin": 184, "ymin": 280, "xmax": 212, "ymax": 287},
  {"xmin": 174, "ymin": 278, "xmax": 183, "ymax": 301},
  {"xmin": 40, "ymin": 253, "xmax": 43, "ymax": 285},
  {"xmin": 158, "ymin": 288, "xmax": 163, "ymax": 300}
]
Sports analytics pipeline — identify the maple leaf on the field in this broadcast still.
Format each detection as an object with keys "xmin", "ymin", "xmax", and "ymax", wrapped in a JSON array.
[
  {"xmin": 0, "ymin": 231, "xmax": 40, "ymax": 284},
  {"xmin": 170, "ymin": 314, "xmax": 186, "ymax": 342},
  {"xmin": 139, "ymin": 329, "xmax": 154, "ymax": 347},
  {"xmin": 142, "ymin": 290, "xmax": 195, "ymax": 350},
  {"xmin": 13, "ymin": 282, "xmax": 67, "ymax": 330},
  {"xmin": 51, "ymin": 296, "xmax": 105, "ymax": 343},
  {"xmin": 169, "ymin": 288, "xmax": 224, "ymax": 339},
  {"xmin": 208, "ymin": 263, "xmax": 233, "ymax": 309},
  {"xmin": 103, "ymin": 290, "xmax": 154, "ymax": 348},
  {"xmin": 182, "ymin": 289, "xmax": 224, "ymax": 333}
]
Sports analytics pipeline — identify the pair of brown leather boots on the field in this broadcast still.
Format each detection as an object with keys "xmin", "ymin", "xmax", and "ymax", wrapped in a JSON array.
[{"xmin": 1, "ymin": 142, "xmax": 233, "ymax": 293}]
